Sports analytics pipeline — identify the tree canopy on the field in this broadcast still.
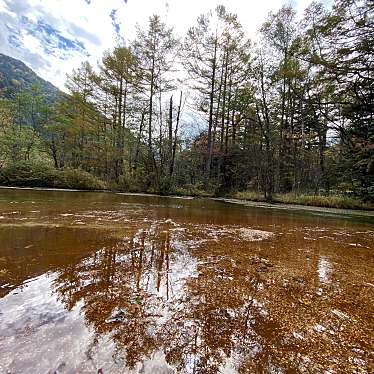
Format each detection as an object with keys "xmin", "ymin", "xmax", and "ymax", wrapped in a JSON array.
[{"xmin": 0, "ymin": 0, "xmax": 372, "ymax": 203}]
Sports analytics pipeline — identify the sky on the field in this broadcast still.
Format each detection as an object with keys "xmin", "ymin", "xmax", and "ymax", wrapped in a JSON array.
[{"xmin": 0, "ymin": 0, "xmax": 329, "ymax": 90}]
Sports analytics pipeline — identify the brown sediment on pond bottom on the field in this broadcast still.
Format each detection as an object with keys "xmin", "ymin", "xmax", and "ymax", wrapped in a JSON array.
[{"xmin": 0, "ymin": 189, "xmax": 373, "ymax": 373}]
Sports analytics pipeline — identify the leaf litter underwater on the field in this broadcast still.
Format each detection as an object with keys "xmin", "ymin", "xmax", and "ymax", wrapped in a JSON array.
[{"xmin": 0, "ymin": 189, "xmax": 373, "ymax": 373}]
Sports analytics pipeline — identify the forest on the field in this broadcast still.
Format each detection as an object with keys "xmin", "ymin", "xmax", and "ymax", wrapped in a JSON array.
[{"xmin": 0, "ymin": 0, "xmax": 373, "ymax": 208}]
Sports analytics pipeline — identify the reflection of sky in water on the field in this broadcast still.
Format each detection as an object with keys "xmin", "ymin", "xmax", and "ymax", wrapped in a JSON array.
[
  {"xmin": 136, "ymin": 226, "xmax": 198, "ymax": 301},
  {"xmin": 318, "ymin": 256, "xmax": 332, "ymax": 284},
  {"xmin": 0, "ymin": 226, "xmax": 197, "ymax": 374},
  {"xmin": 0, "ymin": 274, "xmax": 100, "ymax": 373},
  {"xmin": 0, "ymin": 270, "xmax": 174, "ymax": 373},
  {"xmin": 0, "ymin": 190, "xmax": 373, "ymax": 373}
]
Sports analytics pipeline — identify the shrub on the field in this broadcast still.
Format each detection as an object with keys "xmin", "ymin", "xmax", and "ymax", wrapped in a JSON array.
[
  {"xmin": 174, "ymin": 182, "xmax": 212, "ymax": 197},
  {"xmin": 0, "ymin": 161, "xmax": 57, "ymax": 187},
  {"xmin": 110, "ymin": 172, "xmax": 148, "ymax": 193},
  {"xmin": 57, "ymin": 168, "xmax": 107, "ymax": 190},
  {"xmin": 158, "ymin": 177, "xmax": 174, "ymax": 196},
  {"xmin": 0, "ymin": 161, "xmax": 107, "ymax": 190}
]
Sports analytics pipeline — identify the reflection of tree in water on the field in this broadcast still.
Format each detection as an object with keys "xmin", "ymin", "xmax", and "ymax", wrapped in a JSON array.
[
  {"xmin": 53, "ymin": 222, "xmax": 195, "ymax": 369},
  {"xmin": 160, "ymin": 264, "xmax": 264, "ymax": 373},
  {"xmin": 53, "ymin": 224, "xmax": 372, "ymax": 373}
]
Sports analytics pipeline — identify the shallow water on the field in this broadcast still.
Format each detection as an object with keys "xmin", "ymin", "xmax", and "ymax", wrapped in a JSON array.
[{"xmin": 0, "ymin": 188, "xmax": 373, "ymax": 373}]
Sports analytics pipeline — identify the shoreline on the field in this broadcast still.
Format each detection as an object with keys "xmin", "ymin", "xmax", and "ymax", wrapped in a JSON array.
[
  {"xmin": 1, "ymin": 185, "xmax": 374, "ymax": 219},
  {"xmin": 214, "ymin": 197, "xmax": 374, "ymax": 219}
]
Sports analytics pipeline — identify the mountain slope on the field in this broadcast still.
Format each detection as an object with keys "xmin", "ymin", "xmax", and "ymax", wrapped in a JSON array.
[{"xmin": 0, "ymin": 53, "xmax": 58, "ymax": 99}]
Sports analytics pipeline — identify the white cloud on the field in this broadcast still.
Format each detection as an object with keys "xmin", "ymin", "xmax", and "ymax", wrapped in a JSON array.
[{"xmin": 0, "ymin": 0, "xmax": 326, "ymax": 90}]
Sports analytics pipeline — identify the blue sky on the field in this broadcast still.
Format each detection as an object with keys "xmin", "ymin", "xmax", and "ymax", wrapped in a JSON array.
[{"xmin": 0, "ymin": 0, "xmax": 327, "ymax": 89}]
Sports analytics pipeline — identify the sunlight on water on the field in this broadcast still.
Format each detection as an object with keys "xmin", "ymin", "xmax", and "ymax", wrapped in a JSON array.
[{"xmin": 317, "ymin": 256, "xmax": 332, "ymax": 284}]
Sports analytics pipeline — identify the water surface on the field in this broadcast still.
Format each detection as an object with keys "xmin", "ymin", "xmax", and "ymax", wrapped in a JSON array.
[{"xmin": 0, "ymin": 189, "xmax": 373, "ymax": 373}]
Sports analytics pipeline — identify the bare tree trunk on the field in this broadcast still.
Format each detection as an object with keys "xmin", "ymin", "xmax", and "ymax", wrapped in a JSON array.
[
  {"xmin": 133, "ymin": 112, "xmax": 145, "ymax": 173},
  {"xmin": 231, "ymin": 88, "xmax": 238, "ymax": 144},
  {"xmin": 168, "ymin": 95, "xmax": 173, "ymax": 171},
  {"xmin": 205, "ymin": 33, "xmax": 218, "ymax": 179},
  {"xmin": 148, "ymin": 56, "xmax": 155, "ymax": 159},
  {"xmin": 158, "ymin": 89, "xmax": 164, "ymax": 175},
  {"xmin": 225, "ymin": 76, "xmax": 232, "ymax": 154},
  {"xmin": 258, "ymin": 62, "xmax": 273, "ymax": 201},
  {"xmin": 220, "ymin": 49, "xmax": 229, "ymax": 151},
  {"xmin": 169, "ymin": 91, "xmax": 182, "ymax": 177}
]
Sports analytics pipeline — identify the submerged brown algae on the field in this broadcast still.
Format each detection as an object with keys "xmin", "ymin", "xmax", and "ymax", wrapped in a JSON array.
[{"xmin": 0, "ymin": 188, "xmax": 373, "ymax": 373}]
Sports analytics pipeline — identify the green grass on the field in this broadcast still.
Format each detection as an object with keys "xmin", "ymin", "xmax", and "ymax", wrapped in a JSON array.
[
  {"xmin": 232, "ymin": 191, "xmax": 267, "ymax": 202},
  {"xmin": 173, "ymin": 184, "xmax": 213, "ymax": 198},
  {"xmin": 230, "ymin": 191, "xmax": 374, "ymax": 210}
]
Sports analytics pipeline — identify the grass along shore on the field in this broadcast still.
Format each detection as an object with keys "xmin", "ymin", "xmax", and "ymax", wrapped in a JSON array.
[{"xmin": 230, "ymin": 191, "xmax": 374, "ymax": 211}]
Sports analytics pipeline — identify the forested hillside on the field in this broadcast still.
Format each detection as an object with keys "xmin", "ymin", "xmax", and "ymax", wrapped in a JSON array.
[
  {"xmin": 0, "ymin": 53, "xmax": 58, "ymax": 99},
  {"xmin": 0, "ymin": 0, "xmax": 373, "ymax": 207}
]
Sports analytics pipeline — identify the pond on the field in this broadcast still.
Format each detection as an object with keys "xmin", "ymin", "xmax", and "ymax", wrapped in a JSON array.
[{"xmin": 0, "ymin": 188, "xmax": 373, "ymax": 373}]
